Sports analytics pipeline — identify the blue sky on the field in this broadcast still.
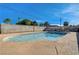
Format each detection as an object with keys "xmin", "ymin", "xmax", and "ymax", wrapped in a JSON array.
[{"xmin": 0, "ymin": 3, "xmax": 79, "ymax": 25}]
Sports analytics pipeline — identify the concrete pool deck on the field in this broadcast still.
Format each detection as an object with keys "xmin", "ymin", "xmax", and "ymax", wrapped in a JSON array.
[{"xmin": 0, "ymin": 32, "xmax": 78, "ymax": 55}]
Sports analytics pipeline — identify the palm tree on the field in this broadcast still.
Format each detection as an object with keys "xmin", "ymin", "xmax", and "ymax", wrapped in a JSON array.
[
  {"xmin": 3, "ymin": 18, "xmax": 11, "ymax": 24},
  {"xmin": 63, "ymin": 21, "xmax": 69, "ymax": 26},
  {"xmin": 63, "ymin": 21, "xmax": 69, "ymax": 31},
  {"xmin": 31, "ymin": 21, "xmax": 38, "ymax": 32}
]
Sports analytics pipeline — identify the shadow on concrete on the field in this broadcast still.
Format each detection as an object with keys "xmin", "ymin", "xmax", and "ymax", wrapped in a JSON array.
[{"xmin": 76, "ymin": 32, "xmax": 79, "ymax": 51}]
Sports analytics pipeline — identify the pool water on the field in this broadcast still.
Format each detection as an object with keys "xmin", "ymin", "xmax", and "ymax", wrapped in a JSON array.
[{"xmin": 4, "ymin": 32, "xmax": 66, "ymax": 42}]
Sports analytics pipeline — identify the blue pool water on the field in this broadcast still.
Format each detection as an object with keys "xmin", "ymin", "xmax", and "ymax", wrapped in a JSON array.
[{"xmin": 4, "ymin": 32, "xmax": 66, "ymax": 42}]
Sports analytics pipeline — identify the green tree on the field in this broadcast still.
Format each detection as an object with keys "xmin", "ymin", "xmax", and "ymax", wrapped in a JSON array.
[
  {"xmin": 44, "ymin": 21, "xmax": 49, "ymax": 27},
  {"xmin": 31, "ymin": 21, "xmax": 38, "ymax": 26},
  {"xmin": 3, "ymin": 18, "xmax": 11, "ymax": 24},
  {"xmin": 63, "ymin": 21, "xmax": 69, "ymax": 26},
  {"xmin": 16, "ymin": 19, "xmax": 32, "ymax": 25},
  {"xmin": 39, "ymin": 23, "xmax": 44, "ymax": 26}
]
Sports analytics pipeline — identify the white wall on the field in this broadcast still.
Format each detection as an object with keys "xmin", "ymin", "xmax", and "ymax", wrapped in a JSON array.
[{"xmin": 1, "ymin": 24, "xmax": 45, "ymax": 34}]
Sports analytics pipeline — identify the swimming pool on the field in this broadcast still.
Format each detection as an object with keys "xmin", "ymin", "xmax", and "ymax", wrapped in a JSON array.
[{"xmin": 3, "ymin": 32, "xmax": 66, "ymax": 42}]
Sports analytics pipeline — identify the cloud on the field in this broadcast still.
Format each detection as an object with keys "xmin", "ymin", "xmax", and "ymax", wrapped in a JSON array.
[{"xmin": 61, "ymin": 4, "xmax": 79, "ymax": 25}]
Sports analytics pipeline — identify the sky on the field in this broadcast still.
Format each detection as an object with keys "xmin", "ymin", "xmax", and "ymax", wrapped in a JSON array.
[{"xmin": 0, "ymin": 3, "xmax": 79, "ymax": 25}]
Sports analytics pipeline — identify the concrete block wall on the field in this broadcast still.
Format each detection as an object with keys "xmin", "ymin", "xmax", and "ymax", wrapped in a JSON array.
[{"xmin": 0, "ymin": 24, "xmax": 45, "ymax": 34}]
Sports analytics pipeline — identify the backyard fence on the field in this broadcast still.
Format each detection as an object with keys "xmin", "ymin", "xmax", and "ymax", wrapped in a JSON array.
[{"xmin": 0, "ymin": 24, "xmax": 45, "ymax": 34}]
